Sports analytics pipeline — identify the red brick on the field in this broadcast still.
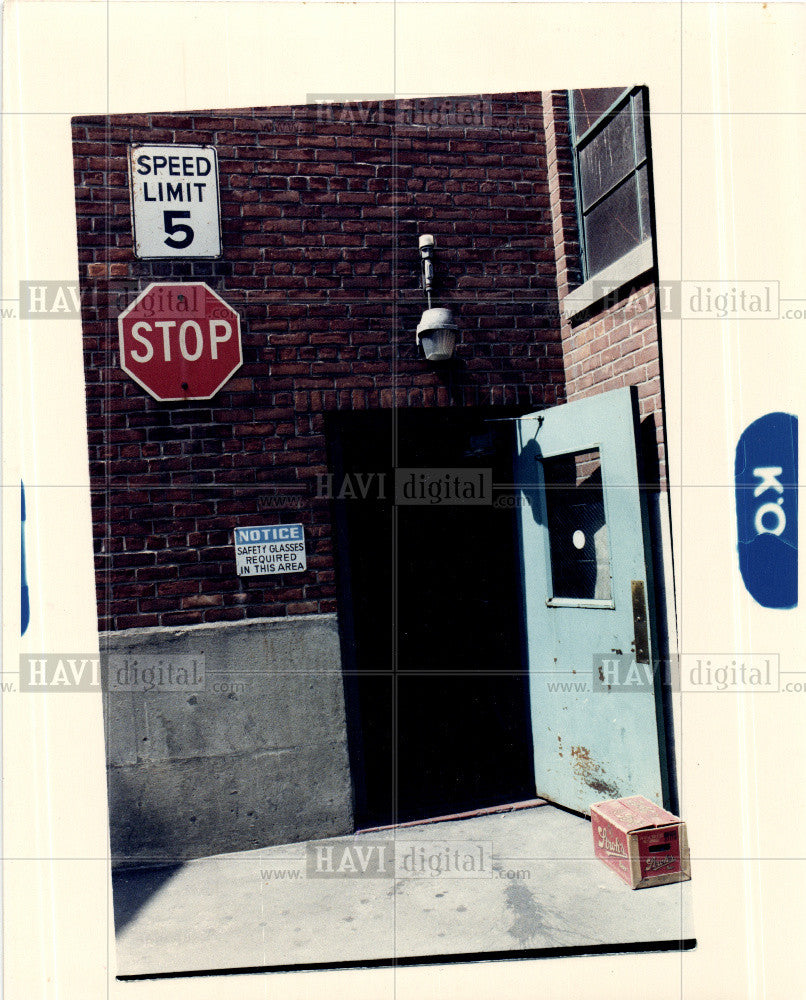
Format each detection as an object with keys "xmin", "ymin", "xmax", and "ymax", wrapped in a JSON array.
[{"xmin": 73, "ymin": 87, "xmax": 668, "ymax": 625}]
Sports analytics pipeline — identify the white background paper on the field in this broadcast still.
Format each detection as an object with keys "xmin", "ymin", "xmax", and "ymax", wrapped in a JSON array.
[{"xmin": 3, "ymin": 2, "xmax": 805, "ymax": 997}]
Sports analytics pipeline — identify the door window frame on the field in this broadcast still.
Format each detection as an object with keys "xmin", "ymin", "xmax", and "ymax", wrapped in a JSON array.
[{"xmin": 536, "ymin": 441, "xmax": 617, "ymax": 610}]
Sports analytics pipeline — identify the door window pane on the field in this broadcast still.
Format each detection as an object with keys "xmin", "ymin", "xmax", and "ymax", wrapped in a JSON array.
[{"xmin": 543, "ymin": 449, "xmax": 612, "ymax": 601}]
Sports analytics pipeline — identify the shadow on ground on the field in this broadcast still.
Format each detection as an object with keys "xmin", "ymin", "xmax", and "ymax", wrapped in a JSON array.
[{"xmin": 113, "ymin": 864, "xmax": 185, "ymax": 934}]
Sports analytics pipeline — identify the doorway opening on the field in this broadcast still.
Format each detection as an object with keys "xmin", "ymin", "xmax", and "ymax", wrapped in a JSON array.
[{"xmin": 326, "ymin": 408, "xmax": 535, "ymax": 830}]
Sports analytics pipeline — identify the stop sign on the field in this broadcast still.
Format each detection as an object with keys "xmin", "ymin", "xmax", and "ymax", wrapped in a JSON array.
[{"xmin": 118, "ymin": 282, "xmax": 242, "ymax": 401}]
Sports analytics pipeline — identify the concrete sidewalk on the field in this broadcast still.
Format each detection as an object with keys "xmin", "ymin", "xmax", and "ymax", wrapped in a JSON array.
[{"xmin": 113, "ymin": 803, "xmax": 694, "ymax": 977}]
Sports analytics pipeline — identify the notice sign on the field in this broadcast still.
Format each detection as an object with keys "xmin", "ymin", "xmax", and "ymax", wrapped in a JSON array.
[
  {"xmin": 234, "ymin": 524, "xmax": 307, "ymax": 577},
  {"xmin": 128, "ymin": 144, "xmax": 222, "ymax": 259}
]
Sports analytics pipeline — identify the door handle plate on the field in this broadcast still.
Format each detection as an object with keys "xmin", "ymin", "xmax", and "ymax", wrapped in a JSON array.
[{"xmin": 631, "ymin": 579, "xmax": 650, "ymax": 664}]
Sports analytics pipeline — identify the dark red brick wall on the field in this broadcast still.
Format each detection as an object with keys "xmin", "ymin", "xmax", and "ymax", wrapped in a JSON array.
[
  {"xmin": 560, "ymin": 285, "xmax": 666, "ymax": 488},
  {"xmin": 72, "ymin": 92, "xmax": 571, "ymax": 631}
]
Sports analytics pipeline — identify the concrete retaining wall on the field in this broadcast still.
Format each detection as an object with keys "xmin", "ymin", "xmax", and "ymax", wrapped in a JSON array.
[{"xmin": 102, "ymin": 613, "xmax": 353, "ymax": 866}]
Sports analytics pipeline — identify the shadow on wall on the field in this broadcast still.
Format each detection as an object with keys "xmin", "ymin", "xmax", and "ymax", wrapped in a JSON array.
[{"xmin": 639, "ymin": 413, "xmax": 660, "ymax": 490}]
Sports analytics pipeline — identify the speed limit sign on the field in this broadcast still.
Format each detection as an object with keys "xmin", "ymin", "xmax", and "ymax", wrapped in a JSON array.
[{"xmin": 128, "ymin": 144, "xmax": 222, "ymax": 259}]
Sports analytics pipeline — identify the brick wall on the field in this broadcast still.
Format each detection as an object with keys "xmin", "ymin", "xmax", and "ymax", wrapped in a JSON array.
[
  {"xmin": 72, "ymin": 92, "xmax": 570, "ymax": 631},
  {"xmin": 542, "ymin": 90, "xmax": 667, "ymax": 489}
]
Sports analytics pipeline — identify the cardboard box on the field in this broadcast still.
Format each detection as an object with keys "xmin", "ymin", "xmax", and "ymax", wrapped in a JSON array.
[{"xmin": 591, "ymin": 795, "xmax": 691, "ymax": 889}]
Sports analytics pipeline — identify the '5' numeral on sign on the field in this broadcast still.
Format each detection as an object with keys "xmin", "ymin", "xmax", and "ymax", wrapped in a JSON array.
[{"xmin": 163, "ymin": 211, "xmax": 194, "ymax": 250}]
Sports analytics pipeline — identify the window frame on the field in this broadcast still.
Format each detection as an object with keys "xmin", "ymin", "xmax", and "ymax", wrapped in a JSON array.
[{"xmin": 568, "ymin": 85, "xmax": 651, "ymax": 285}]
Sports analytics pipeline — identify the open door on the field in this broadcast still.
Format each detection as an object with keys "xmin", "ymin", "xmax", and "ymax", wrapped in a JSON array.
[{"xmin": 515, "ymin": 386, "xmax": 670, "ymax": 814}]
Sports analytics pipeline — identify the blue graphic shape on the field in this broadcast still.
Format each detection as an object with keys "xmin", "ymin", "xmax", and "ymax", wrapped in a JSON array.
[{"xmin": 735, "ymin": 412, "xmax": 798, "ymax": 609}]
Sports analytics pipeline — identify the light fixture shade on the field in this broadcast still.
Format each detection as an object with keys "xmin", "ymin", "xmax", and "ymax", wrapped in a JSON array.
[{"xmin": 416, "ymin": 307, "xmax": 457, "ymax": 361}]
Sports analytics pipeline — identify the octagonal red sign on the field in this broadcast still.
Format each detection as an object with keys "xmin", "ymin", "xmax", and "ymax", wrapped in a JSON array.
[{"xmin": 118, "ymin": 282, "xmax": 242, "ymax": 401}]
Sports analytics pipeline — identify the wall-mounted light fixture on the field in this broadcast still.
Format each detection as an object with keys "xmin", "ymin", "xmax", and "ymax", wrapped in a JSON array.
[{"xmin": 415, "ymin": 234, "xmax": 457, "ymax": 361}]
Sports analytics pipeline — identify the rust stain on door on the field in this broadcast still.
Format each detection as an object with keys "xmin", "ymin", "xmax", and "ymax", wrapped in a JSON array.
[{"xmin": 570, "ymin": 745, "xmax": 619, "ymax": 798}]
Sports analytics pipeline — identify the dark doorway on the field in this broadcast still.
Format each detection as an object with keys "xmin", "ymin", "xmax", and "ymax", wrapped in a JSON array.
[{"xmin": 326, "ymin": 408, "xmax": 535, "ymax": 829}]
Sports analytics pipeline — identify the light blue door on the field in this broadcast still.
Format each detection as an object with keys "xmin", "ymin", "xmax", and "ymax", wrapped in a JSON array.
[{"xmin": 515, "ymin": 387, "xmax": 669, "ymax": 814}]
